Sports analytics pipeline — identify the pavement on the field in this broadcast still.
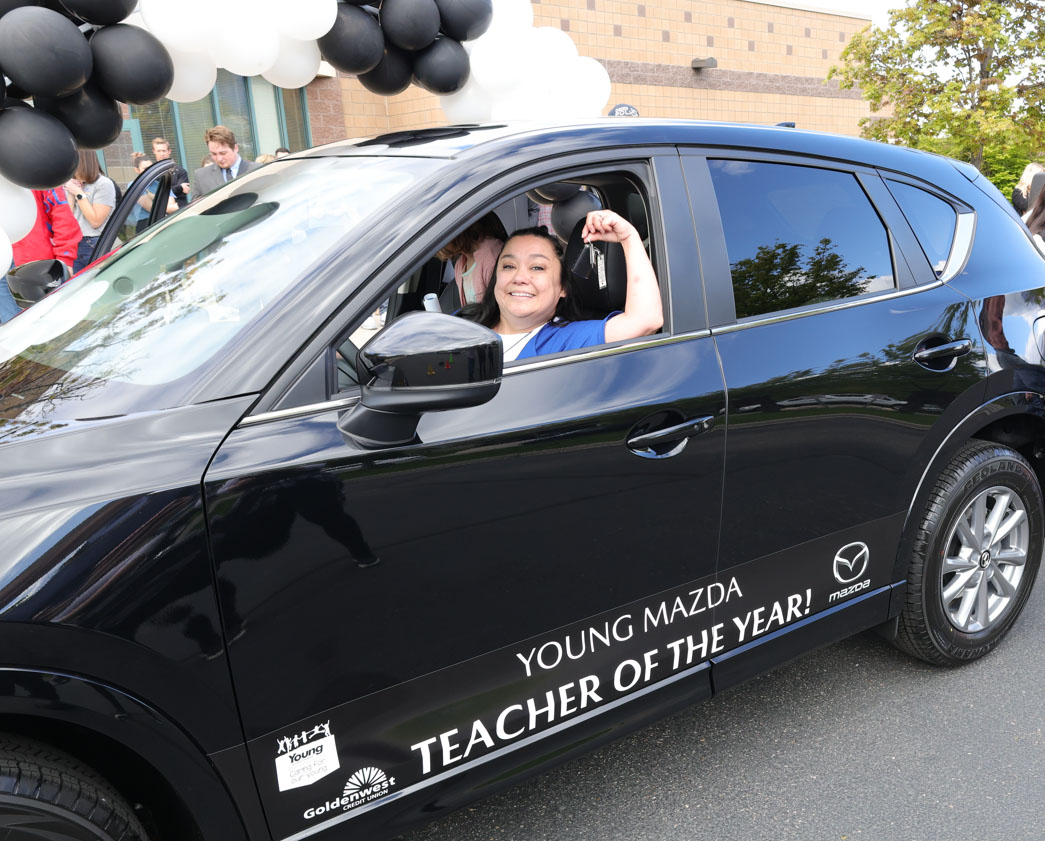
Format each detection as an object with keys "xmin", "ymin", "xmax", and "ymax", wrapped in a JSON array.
[{"xmin": 398, "ymin": 573, "xmax": 1045, "ymax": 841}]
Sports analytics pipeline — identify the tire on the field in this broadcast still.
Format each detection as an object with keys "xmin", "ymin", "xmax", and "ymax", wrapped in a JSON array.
[
  {"xmin": 895, "ymin": 440, "xmax": 1044, "ymax": 666},
  {"xmin": 0, "ymin": 734, "xmax": 149, "ymax": 841}
]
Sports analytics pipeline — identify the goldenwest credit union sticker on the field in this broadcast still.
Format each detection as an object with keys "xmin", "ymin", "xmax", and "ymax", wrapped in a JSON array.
[{"xmin": 275, "ymin": 722, "xmax": 340, "ymax": 791}]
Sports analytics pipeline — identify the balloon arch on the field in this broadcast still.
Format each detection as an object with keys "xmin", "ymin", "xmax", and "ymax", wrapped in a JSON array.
[{"xmin": 0, "ymin": 0, "xmax": 611, "ymax": 261}]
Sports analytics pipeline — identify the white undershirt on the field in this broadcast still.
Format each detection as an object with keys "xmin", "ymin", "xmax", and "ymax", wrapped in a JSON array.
[{"xmin": 497, "ymin": 324, "xmax": 545, "ymax": 361}]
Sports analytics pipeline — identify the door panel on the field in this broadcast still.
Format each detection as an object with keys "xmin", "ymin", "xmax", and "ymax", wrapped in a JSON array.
[
  {"xmin": 204, "ymin": 339, "xmax": 726, "ymax": 840},
  {"xmin": 679, "ymin": 151, "xmax": 988, "ymax": 658}
]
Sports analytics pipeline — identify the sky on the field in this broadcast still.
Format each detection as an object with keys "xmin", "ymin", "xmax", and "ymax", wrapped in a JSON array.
[{"xmin": 819, "ymin": 0, "xmax": 903, "ymax": 28}]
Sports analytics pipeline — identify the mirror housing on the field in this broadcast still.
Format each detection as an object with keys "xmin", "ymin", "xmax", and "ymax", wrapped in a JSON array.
[
  {"xmin": 339, "ymin": 312, "xmax": 502, "ymax": 448},
  {"xmin": 6, "ymin": 259, "xmax": 69, "ymax": 306}
]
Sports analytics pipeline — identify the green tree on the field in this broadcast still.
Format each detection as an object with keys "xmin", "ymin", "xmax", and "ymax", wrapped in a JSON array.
[{"xmin": 829, "ymin": 0, "xmax": 1045, "ymax": 179}]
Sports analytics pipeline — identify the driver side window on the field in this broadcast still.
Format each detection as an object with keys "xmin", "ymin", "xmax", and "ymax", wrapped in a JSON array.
[{"xmin": 333, "ymin": 170, "xmax": 659, "ymax": 393}]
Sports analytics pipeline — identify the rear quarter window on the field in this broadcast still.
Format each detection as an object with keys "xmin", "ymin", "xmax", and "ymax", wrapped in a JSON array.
[{"xmin": 886, "ymin": 180, "xmax": 958, "ymax": 275}]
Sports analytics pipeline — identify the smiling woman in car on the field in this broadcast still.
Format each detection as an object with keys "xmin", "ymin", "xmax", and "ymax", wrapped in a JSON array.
[{"xmin": 458, "ymin": 209, "xmax": 663, "ymax": 361}]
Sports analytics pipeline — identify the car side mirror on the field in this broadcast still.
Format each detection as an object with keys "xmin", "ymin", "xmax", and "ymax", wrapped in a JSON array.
[
  {"xmin": 6, "ymin": 259, "xmax": 70, "ymax": 305},
  {"xmin": 338, "ymin": 312, "xmax": 502, "ymax": 448}
]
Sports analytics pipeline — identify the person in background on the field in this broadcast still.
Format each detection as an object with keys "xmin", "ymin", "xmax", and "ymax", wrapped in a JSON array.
[
  {"xmin": 128, "ymin": 154, "xmax": 177, "ymax": 231},
  {"xmin": 274, "ymin": 147, "xmax": 291, "ymax": 158},
  {"xmin": 191, "ymin": 125, "xmax": 260, "ymax": 198},
  {"xmin": 1024, "ymin": 185, "xmax": 1045, "ymax": 237},
  {"xmin": 151, "ymin": 136, "xmax": 190, "ymax": 207},
  {"xmin": 255, "ymin": 153, "xmax": 276, "ymax": 164},
  {"xmin": 437, "ymin": 212, "xmax": 507, "ymax": 307},
  {"xmin": 1012, "ymin": 163, "xmax": 1045, "ymax": 215},
  {"xmin": 64, "ymin": 151, "xmax": 116, "ymax": 273},
  {"xmin": 3, "ymin": 188, "xmax": 81, "ymax": 322}
]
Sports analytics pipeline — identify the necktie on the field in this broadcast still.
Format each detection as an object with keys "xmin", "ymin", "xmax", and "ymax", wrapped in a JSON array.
[{"xmin": 224, "ymin": 167, "xmax": 231, "ymax": 182}]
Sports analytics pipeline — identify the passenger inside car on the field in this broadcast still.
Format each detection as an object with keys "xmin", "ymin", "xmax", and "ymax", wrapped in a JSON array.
[{"xmin": 456, "ymin": 209, "xmax": 662, "ymax": 361}]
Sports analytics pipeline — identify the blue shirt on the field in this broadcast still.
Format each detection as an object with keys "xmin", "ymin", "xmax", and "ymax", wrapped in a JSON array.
[{"xmin": 516, "ymin": 313, "xmax": 621, "ymax": 360}]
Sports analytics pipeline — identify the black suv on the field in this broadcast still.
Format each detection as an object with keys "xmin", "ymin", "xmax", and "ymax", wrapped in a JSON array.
[{"xmin": 0, "ymin": 121, "xmax": 1042, "ymax": 841}]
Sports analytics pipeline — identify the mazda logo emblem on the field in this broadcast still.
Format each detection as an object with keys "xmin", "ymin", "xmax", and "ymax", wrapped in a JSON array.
[{"xmin": 833, "ymin": 542, "xmax": 869, "ymax": 584}]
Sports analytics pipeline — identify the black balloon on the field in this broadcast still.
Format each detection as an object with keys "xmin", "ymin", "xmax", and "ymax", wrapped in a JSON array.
[
  {"xmin": 90, "ymin": 24, "xmax": 173, "ymax": 105},
  {"xmin": 0, "ymin": 106, "xmax": 79, "ymax": 189},
  {"xmin": 2, "ymin": 97, "xmax": 32, "ymax": 109},
  {"xmin": 317, "ymin": 3, "xmax": 383, "ymax": 75},
  {"xmin": 412, "ymin": 36, "xmax": 469, "ymax": 95},
  {"xmin": 435, "ymin": 0, "xmax": 491, "ymax": 42},
  {"xmin": 59, "ymin": 0, "xmax": 135, "ymax": 25},
  {"xmin": 0, "ymin": 7, "xmax": 92, "ymax": 97},
  {"xmin": 35, "ymin": 81, "xmax": 122, "ymax": 148},
  {"xmin": 358, "ymin": 44, "xmax": 412, "ymax": 96},
  {"xmin": 0, "ymin": 75, "xmax": 5, "ymax": 103},
  {"xmin": 381, "ymin": 0, "xmax": 440, "ymax": 51}
]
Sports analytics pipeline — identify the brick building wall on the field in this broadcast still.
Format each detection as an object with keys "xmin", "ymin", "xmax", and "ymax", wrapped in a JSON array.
[{"xmin": 305, "ymin": 0, "xmax": 871, "ymax": 144}]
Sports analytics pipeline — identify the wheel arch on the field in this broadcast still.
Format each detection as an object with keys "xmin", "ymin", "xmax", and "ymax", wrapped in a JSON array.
[
  {"xmin": 0, "ymin": 668, "xmax": 259, "ymax": 841},
  {"xmin": 890, "ymin": 391, "xmax": 1045, "ymax": 593}
]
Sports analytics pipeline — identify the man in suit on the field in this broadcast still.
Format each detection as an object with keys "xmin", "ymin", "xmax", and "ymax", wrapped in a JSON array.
[{"xmin": 191, "ymin": 125, "xmax": 260, "ymax": 199}]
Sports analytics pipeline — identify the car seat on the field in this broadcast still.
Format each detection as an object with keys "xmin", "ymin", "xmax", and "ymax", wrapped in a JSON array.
[{"xmin": 563, "ymin": 217, "xmax": 629, "ymax": 320}]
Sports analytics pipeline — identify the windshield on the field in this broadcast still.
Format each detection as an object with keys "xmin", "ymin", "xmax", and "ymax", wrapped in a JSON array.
[{"xmin": 0, "ymin": 156, "xmax": 438, "ymax": 428}]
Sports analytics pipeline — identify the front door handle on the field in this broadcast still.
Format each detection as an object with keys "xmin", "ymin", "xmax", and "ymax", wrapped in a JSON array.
[
  {"xmin": 627, "ymin": 415, "xmax": 714, "ymax": 459},
  {"xmin": 913, "ymin": 338, "xmax": 972, "ymax": 368}
]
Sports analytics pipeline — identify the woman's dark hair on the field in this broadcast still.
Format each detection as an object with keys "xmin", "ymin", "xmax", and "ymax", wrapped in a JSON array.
[
  {"xmin": 437, "ymin": 212, "xmax": 508, "ymax": 261},
  {"xmin": 1027, "ymin": 186, "xmax": 1045, "ymax": 236},
  {"xmin": 458, "ymin": 226, "xmax": 583, "ymax": 328}
]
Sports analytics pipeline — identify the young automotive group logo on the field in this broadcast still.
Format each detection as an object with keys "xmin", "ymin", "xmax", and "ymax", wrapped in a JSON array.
[
  {"xmin": 274, "ymin": 721, "xmax": 339, "ymax": 792},
  {"xmin": 303, "ymin": 767, "xmax": 397, "ymax": 820},
  {"xmin": 829, "ymin": 541, "xmax": 871, "ymax": 603}
]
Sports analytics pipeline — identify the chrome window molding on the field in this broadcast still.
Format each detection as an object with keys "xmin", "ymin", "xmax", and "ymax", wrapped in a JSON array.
[
  {"xmin": 242, "ymin": 395, "xmax": 360, "ymax": 426},
  {"xmin": 939, "ymin": 211, "xmax": 975, "ymax": 283},
  {"xmin": 711, "ymin": 278, "xmax": 946, "ymax": 335},
  {"xmin": 505, "ymin": 328, "xmax": 712, "ymax": 374}
]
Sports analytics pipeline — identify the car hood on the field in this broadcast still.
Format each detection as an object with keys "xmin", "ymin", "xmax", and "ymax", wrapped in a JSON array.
[{"xmin": 0, "ymin": 397, "xmax": 255, "ymax": 530}]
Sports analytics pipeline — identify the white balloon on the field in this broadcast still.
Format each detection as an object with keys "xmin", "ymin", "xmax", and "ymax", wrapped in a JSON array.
[
  {"xmin": 269, "ymin": 0, "xmax": 338, "ymax": 41},
  {"xmin": 0, "ymin": 227, "xmax": 12, "ymax": 277},
  {"xmin": 528, "ymin": 26, "xmax": 577, "ymax": 68},
  {"xmin": 140, "ymin": 0, "xmax": 206, "ymax": 53},
  {"xmin": 167, "ymin": 47, "xmax": 218, "ymax": 102},
  {"xmin": 211, "ymin": 17, "xmax": 281, "ymax": 77},
  {"xmin": 571, "ymin": 55, "xmax": 612, "ymax": 116},
  {"xmin": 0, "ymin": 175, "xmax": 38, "ymax": 245},
  {"xmin": 262, "ymin": 36, "xmax": 321, "ymax": 89},
  {"xmin": 469, "ymin": 28, "xmax": 532, "ymax": 92},
  {"xmin": 440, "ymin": 78, "xmax": 495, "ymax": 123},
  {"xmin": 486, "ymin": 0, "xmax": 534, "ymax": 33}
]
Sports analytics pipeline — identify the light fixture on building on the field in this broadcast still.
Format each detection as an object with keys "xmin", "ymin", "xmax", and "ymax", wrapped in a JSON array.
[{"xmin": 691, "ymin": 57, "xmax": 718, "ymax": 71}]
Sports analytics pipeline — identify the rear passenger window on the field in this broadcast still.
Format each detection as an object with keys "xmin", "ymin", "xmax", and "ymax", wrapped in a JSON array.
[
  {"xmin": 886, "ymin": 180, "xmax": 957, "ymax": 275},
  {"xmin": 709, "ymin": 160, "xmax": 895, "ymax": 320}
]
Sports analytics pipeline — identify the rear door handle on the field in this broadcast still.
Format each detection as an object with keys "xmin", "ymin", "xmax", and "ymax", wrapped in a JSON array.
[
  {"xmin": 627, "ymin": 415, "xmax": 714, "ymax": 458},
  {"xmin": 913, "ymin": 338, "xmax": 972, "ymax": 366}
]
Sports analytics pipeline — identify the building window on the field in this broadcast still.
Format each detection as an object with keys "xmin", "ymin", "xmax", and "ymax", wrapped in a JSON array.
[{"xmin": 107, "ymin": 71, "xmax": 311, "ymax": 189}]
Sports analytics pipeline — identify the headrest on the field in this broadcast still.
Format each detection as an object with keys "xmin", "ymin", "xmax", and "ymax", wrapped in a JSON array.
[
  {"xmin": 563, "ymin": 218, "xmax": 628, "ymax": 316},
  {"xmin": 550, "ymin": 189, "xmax": 602, "ymax": 245}
]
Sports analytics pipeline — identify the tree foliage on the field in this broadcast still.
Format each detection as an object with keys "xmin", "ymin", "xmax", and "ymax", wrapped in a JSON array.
[
  {"xmin": 829, "ymin": 0, "xmax": 1045, "ymax": 178},
  {"xmin": 731, "ymin": 239, "xmax": 867, "ymax": 319}
]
